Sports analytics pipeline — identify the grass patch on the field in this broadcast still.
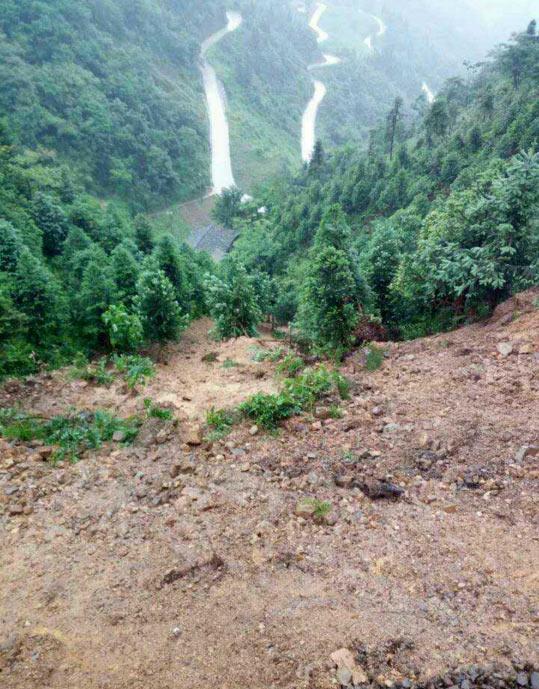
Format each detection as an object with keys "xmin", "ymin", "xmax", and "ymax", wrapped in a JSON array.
[
  {"xmin": 70, "ymin": 355, "xmax": 113, "ymax": 387},
  {"xmin": 0, "ymin": 408, "xmax": 140, "ymax": 463},
  {"xmin": 222, "ymin": 358, "xmax": 239, "ymax": 369},
  {"xmin": 240, "ymin": 366, "xmax": 351, "ymax": 430},
  {"xmin": 239, "ymin": 392, "xmax": 299, "ymax": 430},
  {"xmin": 328, "ymin": 404, "xmax": 343, "ymax": 419},
  {"xmin": 71, "ymin": 354, "xmax": 156, "ymax": 390},
  {"xmin": 205, "ymin": 364, "xmax": 351, "ymax": 434},
  {"xmin": 143, "ymin": 398, "xmax": 174, "ymax": 421}
]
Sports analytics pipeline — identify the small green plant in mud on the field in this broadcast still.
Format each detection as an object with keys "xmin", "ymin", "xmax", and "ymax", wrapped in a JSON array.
[
  {"xmin": 222, "ymin": 358, "xmax": 239, "ymax": 369},
  {"xmin": 0, "ymin": 407, "xmax": 140, "ymax": 463},
  {"xmin": 205, "ymin": 407, "xmax": 238, "ymax": 440},
  {"xmin": 312, "ymin": 499, "xmax": 332, "ymax": 520},
  {"xmin": 364, "ymin": 344, "xmax": 385, "ymax": 372},
  {"xmin": 143, "ymin": 398, "xmax": 173, "ymax": 421},
  {"xmin": 113, "ymin": 354, "xmax": 155, "ymax": 389},
  {"xmin": 250, "ymin": 346, "xmax": 284, "ymax": 363},
  {"xmin": 70, "ymin": 355, "xmax": 114, "ymax": 387},
  {"xmin": 202, "ymin": 351, "xmax": 219, "ymax": 363},
  {"xmin": 240, "ymin": 366, "xmax": 350, "ymax": 430},
  {"xmin": 284, "ymin": 366, "xmax": 350, "ymax": 411},
  {"xmin": 276, "ymin": 354, "xmax": 304, "ymax": 378},
  {"xmin": 328, "ymin": 404, "xmax": 343, "ymax": 419}
]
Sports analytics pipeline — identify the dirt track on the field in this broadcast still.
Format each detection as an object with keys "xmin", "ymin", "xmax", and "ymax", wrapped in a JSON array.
[{"xmin": 1, "ymin": 291, "xmax": 538, "ymax": 688}]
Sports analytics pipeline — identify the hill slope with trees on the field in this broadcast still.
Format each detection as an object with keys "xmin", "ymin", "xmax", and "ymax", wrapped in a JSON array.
[
  {"xmin": 0, "ymin": 0, "xmax": 228, "ymax": 208},
  {"xmin": 230, "ymin": 22, "xmax": 539, "ymax": 351}
]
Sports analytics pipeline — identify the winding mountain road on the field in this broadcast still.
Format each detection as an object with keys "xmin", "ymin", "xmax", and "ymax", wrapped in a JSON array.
[
  {"xmin": 301, "ymin": 3, "xmax": 342, "ymax": 162},
  {"xmin": 364, "ymin": 13, "xmax": 387, "ymax": 51},
  {"xmin": 200, "ymin": 11, "xmax": 242, "ymax": 195}
]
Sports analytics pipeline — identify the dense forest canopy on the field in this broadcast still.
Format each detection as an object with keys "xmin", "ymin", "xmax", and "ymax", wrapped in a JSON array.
[
  {"xmin": 230, "ymin": 21, "xmax": 539, "ymax": 349},
  {"xmin": 0, "ymin": 0, "xmax": 228, "ymax": 208},
  {"xmin": 0, "ymin": 1, "xmax": 537, "ymax": 376}
]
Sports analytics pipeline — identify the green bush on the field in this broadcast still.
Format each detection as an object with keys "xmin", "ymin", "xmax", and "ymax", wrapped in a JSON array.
[
  {"xmin": 284, "ymin": 366, "xmax": 350, "ymax": 411},
  {"xmin": 102, "ymin": 304, "xmax": 144, "ymax": 353},
  {"xmin": 0, "ymin": 408, "xmax": 140, "ymax": 463},
  {"xmin": 276, "ymin": 354, "xmax": 304, "ymax": 377},
  {"xmin": 239, "ymin": 392, "xmax": 299, "ymax": 430},
  {"xmin": 71, "ymin": 356, "xmax": 114, "ymax": 386},
  {"xmin": 250, "ymin": 346, "xmax": 284, "ymax": 363},
  {"xmin": 113, "ymin": 354, "xmax": 155, "ymax": 389}
]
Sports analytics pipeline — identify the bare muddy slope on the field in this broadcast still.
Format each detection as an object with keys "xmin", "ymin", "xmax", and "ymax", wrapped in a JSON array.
[{"xmin": 1, "ymin": 290, "xmax": 538, "ymax": 688}]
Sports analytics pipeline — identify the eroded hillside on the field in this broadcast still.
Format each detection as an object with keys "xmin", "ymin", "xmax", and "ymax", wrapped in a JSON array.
[{"xmin": 0, "ymin": 290, "xmax": 538, "ymax": 688}]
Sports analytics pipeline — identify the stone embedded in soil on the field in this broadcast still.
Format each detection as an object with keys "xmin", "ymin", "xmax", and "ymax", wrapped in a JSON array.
[
  {"xmin": 330, "ymin": 648, "xmax": 368, "ymax": 686},
  {"xmin": 295, "ymin": 499, "xmax": 317, "ymax": 518},
  {"xmin": 515, "ymin": 445, "xmax": 539, "ymax": 463},
  {"xmin": 185, "ymin": 425, "xmax": 203, "ymax": 445},
  {"xmin": 497, "ymin": 342, "xmax": 514, "ymax": 357}
]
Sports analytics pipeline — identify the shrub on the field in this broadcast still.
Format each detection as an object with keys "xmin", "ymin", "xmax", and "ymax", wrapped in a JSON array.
[
  {"xmin": 276, "ymin": 354, "xmax": 304, "ymax": 377},
  {"xmin": 250, "ymin": 346, "xmax": 284, "ymax": 363},
  {"xmin": 113, "ymin": 354, "xmax": 155, "ymax": 389},
  {"xmin": 206, "ymin": 407, "xmax": 237, "ymax": 439},
  {"xmin": 205, "ymin": 257, "xmax": 262, "ymax": 339},
  {"xmin": 0, "ymin": 408, "xmax": 140, "ymax": 463},
  {"xmin": 239, "ymin": 392, "xmax": 299, "ymax": 430},
  {"xmin": 102, "ymin": 304, "xmax": 144, "ymax": 353},
  {"xmin": 71, "ymin": 356, "xmax": 114, "ymax": 386},
  {"xmin": 284, "ymin": 366, "xmax": 350, "ymax": 410}
]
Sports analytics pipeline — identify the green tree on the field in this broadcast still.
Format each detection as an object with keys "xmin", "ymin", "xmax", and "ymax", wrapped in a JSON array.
[
  {"xmin": 12, "ymin": 248, "xmax": 64, "ymax": 346},
  {"xmin": 204, "ymin": 257, "xmax": 262, "ymax": 339},
  {"xmin": 153, "ymin": 235, "xmax": 191, "ymax": 309},
  {"xmin": 134, "ymin": 214, "xmax": 154, "ymax": 254},
  {"xmin": 0, "ymin": 220, "xmax": 23, "ymax": 272},
  {"xmin": 386, "ymin": 96, "xmax": 403, "ymax": 160},
  {"xmin": 31, "ymin": 192, "xmax": 69, "ymax": 257},
  {"xmin": 212, "ymin": 187, "xmax": 243, "ymax": 228},
  {"xmin": 309, "ymin": 140, "xmax": 325, "ymax": 172},
  {"xmin": 297, "ymin": 244, "xmax": 360, "ymax": 354},
  {"xmin": 111, "ymin": 243, "xmax": 140, "ymax": 305},
  {"xmin": 76, "ymin": 259, "xmax": 117, "ymax": 350},
  {"xmin": 425, "ymin": 98, "xmax": 449, "ymax": 142},
  {"xmin": 136, "ymin": 266, "xmax": 186, "ymax": 343}
]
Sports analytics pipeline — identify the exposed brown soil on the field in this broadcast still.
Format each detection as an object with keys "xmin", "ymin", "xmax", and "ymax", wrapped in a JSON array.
[{"xmin": 1, "ymin": 291, "xmax": 538, "ymax": 689}]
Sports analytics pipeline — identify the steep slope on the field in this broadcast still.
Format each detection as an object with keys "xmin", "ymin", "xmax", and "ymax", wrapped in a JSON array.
[
  {"xmin": 230, "ymin": 23, "xmax": 539, "ymax": 337},
  {"xmin": 1, "ymin": 289, "xmax": 537, "ymax": 688}
]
